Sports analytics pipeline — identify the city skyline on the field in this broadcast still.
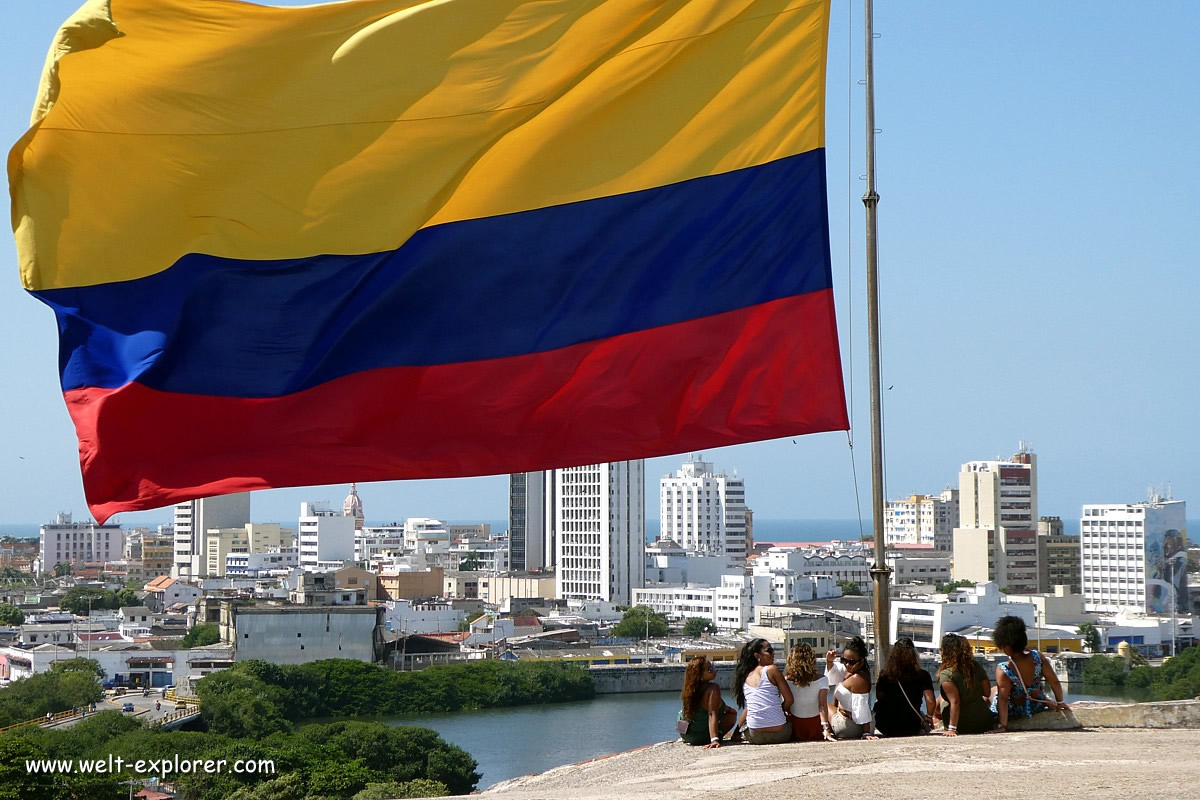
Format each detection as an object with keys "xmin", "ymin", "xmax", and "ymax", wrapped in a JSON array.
[{"xmin": 3, "ymin": 2, "xmax": 1198, "ymax": 525}]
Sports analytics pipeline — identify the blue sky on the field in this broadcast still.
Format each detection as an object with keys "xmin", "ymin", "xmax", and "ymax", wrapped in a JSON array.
[{"xmin": 2, "ymin": 1, "xmax": 1197, "ymax": 529}]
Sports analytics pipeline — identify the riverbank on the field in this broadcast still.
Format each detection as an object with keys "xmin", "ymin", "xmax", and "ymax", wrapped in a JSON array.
[{"xmin": 483, "ymin": 727, "xmax": 1200, "ymax": 799}]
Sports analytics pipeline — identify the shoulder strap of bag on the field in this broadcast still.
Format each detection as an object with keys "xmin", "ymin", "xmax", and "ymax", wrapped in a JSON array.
[{"xmin": 897, "ymin": 676, "xmax": 925, "ymax": 724}]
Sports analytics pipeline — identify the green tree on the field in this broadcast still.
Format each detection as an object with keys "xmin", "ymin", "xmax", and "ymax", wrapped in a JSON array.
[
  {"xmin": 934, "ymin": 579, "xmax": 976, "ymax": 593},
  {"xmin": 458, "ymin": 551, "xmax": 480, "ymax": 571},
  {"xmin": 1077, "ymin": 622, "xmax": 1101, "ymax": 653},
  {"xmin": 59, "ymin": 587, "xmax": 110, "ymax": 616},
  {"xmin": 836, "ymin": 579, "xmax": 862, "ymax": 596},
  {"xmin": 0, "ymin": 603, "xmax": 24, "ymax": 626},
  {"xmin": 611, "ymin": 606, "xmax": 668, "ymax": 638},
  {"xmin": 353, "ymin": 779, "xmax": 449, "ymax": 799},
  {"xmin": 52, "ymin": 563, "xmax": 71, "ymax": 578},
  {"xmin": 682, "ymin": 617, "xmax": 715, "ymax": 637},
  {"xmin": 181, "ymin": 622, "xmax": 221, "ymax": 648},
  {"xmin": 307, "ymin": 760, "xmax": 374, "ymax": 798},
  {"xmin": 113, "ymin": 587, "xmax": 139, "ymax": 608},
  {"xmin": 1082, "ymin": 654, "xmax": 1127, "ymax": 686}
]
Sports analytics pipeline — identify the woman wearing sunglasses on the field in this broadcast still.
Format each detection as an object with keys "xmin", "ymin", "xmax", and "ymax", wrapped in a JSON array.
[
  {"xmin": 732, "ymin": 638, "xmax": 793, "ymax": 744},
  {"xmin": 829, "ymin": 636, "xmax": 875, "ymax": 739}
]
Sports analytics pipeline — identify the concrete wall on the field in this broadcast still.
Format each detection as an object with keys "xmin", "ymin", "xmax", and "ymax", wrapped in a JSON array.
[
  {"xmin": 591, "ymin": 663, "xmax": 734, "ymax": 694},
  {"xmin": 233, "ymin": 607, "xmax": 378, "ymax": 664}
]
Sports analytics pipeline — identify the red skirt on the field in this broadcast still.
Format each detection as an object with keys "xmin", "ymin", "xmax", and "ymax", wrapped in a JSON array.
[{"xmin": 790, "ymin": 713, "xmax": 824, "ymax": 742}]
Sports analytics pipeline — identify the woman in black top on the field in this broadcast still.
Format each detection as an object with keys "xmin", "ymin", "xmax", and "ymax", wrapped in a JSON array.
[{"xmin": 872, "ymin": 637, "xmax": 936, "ymax": 736}]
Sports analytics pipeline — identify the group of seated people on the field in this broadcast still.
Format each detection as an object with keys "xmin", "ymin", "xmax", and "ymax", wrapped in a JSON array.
[{"xmin": 677, "ymin": 615, "xmax": 1069, "ymax": 747}]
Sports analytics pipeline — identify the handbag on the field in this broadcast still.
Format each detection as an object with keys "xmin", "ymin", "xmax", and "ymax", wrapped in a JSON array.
[{"xmin": 898, "ymin": 678, "xmax": 932, "ymax": 733}]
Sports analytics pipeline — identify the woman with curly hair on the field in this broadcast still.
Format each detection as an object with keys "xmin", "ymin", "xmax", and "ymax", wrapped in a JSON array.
[
  {"xmin": 873, "ymin": 638, "xmax": 936, "ymax": 737},
  {"xmin": 677, "ymin": 656, "xmax": 737, "ymax": 747},
  {"xmin": 990, "ymin": 615, "xmax": 1069, "ymax": 733},
  {"xmin": 784, "ymin": 643, "xmax": 833, "ymax": 741},
  {"xmin": 936, "ymin": 633, "xmax": 994, "ymax": 735},
  {"xmin": 732, "ymin": 638, "xmax": 793, "ymax": 744},
  {"xmin": 828, "ymin": 636, "xmax": 874, "ymax": 739}
]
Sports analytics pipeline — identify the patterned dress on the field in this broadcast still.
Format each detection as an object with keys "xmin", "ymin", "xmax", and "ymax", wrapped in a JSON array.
[{"xmin": 990, "ymin": 649, "xmax": 1053, "ymax": 719}]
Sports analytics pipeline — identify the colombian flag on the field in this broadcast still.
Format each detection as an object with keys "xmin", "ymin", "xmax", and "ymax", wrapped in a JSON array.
[{"xmin": 11, "ymin": 0, "xmax": 847, "ymax": 522}]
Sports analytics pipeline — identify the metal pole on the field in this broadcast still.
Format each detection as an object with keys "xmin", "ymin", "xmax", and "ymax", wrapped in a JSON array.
[
  {"xmin": 1168, "ymin": 561, "xmax": 1176, "ymax": 657},
  {"xmin": 863, "ymin": 0, "xmax": 892, "ymax": 666}
]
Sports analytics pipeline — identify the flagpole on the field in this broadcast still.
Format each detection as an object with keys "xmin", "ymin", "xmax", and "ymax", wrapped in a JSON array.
[{"xmin": 863, "ymin": 0, "xmax": 892, "ymax": 666}]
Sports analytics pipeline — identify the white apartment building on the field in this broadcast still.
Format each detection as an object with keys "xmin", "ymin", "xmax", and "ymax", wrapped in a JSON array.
[
  {"xmin": 890, "ymin": 582, "xmax": 1036, "ymax": 650},
  {"xmin": 555, "ymin": 461, "xmax": 645, "ymax": 605},
  {"xmin": 225, "ymin": 547, "xmax": 299, "ymax": 577},
  {"xmin": 356, "ymin": 525, "xmax": 406, "ymax": 566},
  {"xmin": 885, "ymin": 490, "xmax": 959, "ymax": 548},
  {"xmin": 756, "ymin": 547, "xmax": 871, "ymax": 593},
  {"xmin": 450, "ymin": 538, "xmax": 511, "ymax": 574},
  {"xmin": 952, "ymin": 445, "xmax": 1040, "ymax": 593},
  {"xmin": 172, "ymin": 493, "xmax": 250, "ymax": 579},
  {"xmin": 659, "ymin": 457, "xmax": 748, "ymax": 559},
  {"xmin": 404, "ymin": 517, "xmax": 450, "ymax": 549},
  {"xmin": 633, "ymin": 573, "xmax": 756, "ymax": 632},
  {"xmin": 509, "ymin": 471, "xmax": 555, "ymax": 571},
  {"xmin": 38, "ymin": 513, "xmax": 122, "ymax": 574},
  {"xmin": 1081, "ymin": 497, "xmax": 1188, "ymax": 615},
  {"xmin": 299, "ymin": 501, "xmax": 356, "ymax": 571},
  {"xmin": 644, "ymin": 539, "xmax": 734, "ymax": 587}
]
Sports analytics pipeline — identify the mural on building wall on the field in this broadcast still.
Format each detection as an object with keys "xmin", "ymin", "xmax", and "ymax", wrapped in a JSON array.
[{"xmin": 1146, "ymin": 527, "xmax": 1189, "ymax": 615}]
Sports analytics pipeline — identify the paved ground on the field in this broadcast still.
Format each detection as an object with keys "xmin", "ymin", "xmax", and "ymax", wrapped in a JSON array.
[{"xmin": 484, "ymin": 729, "xmax": 1200, "ymax": 799}]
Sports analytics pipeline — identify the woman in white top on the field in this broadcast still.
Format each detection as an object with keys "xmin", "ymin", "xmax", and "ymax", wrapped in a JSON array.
[
  {"xmin": 829, "ymin": 636, "xmax": 875, "ymax": 740},
  {"xmin": 732, "ymin": 638, "xmax": 793, "ymax": 745},
  {"xmin": 785, "ymin": 643, "xmax": 833, "ymax": 741}
]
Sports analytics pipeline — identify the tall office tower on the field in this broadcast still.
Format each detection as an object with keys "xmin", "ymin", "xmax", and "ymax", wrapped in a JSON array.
[
  {"xmin": 1081, "ymin": 497, "xmax": 1187, "ymax": 614},
  {"xmin": 342, "ymin": 483, "xmax": 365, "ymax": 531},
  {"xmin": 172, "ymin": 492, "xmax": 250, "ymax": 579},
  {"xmin": 885, "ymin": 489, "xmax": 959, "ymax": 547},
  {"xmin": 659, "ymin": 457, "xmax": 747, "ymax": 559},
  {"xmin": 555, "ymin": 461, "xmax": 644, "ymax": 605},
  {"xmin": 951, "ymin": 444, "xmax": 1039, "ymax": 593},
  {"xmin": 38, "ymin": 512, "xmax": 122, "ymax": 575},
  {"xmin": 1037, "ymin": 516, "xmax": 1081, "ymax": 594},
  {"xmin": 299, "ymin": 501, "xmax": 356, "ymax": 571},
  {"xmin": 509, "ymin": 471, "xmax": 556, "ymax": 571}
]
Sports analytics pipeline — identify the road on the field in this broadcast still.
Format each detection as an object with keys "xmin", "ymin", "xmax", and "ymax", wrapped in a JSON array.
[{"xmin": 51, "ymin": 690, "xmax": 187, "ymax": 729}]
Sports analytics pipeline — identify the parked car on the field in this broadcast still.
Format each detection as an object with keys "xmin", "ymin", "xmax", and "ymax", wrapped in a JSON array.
[{"xmin": 121, "ymin": 703, "xmax": 135, "ymax": 713}]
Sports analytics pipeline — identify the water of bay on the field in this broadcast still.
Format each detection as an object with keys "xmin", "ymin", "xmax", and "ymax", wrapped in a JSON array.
[{"xmin": 383, "ymin": 685, "xmax": 1149, "ymax": 790}]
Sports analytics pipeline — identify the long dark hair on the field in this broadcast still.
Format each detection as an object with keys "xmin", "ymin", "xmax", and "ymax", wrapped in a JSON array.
[
  {"xmin": 879, "ymin": 637, "xmax": 922, "ymax": 683},
  {"xmin": 940, "ymin": 633, "xmax": 978, "ymax": 689},
  {"xmin": 680, "ymin": 656, "xmax": 711, "ymax": 721},
  {"xmin": 733, "ymin": 638, "xmax": 769, "ymax": 708},
  {"xmin": 844, "ymin": 635, "xmax": 871, "ymax": 681}
]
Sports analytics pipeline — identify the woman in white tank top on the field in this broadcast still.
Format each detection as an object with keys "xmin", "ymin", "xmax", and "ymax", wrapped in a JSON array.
[{"xmin": 732, "ymin": 638, "xmax": 793, "ymax": 745}]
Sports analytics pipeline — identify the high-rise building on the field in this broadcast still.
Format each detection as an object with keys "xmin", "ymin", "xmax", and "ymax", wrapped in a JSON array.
[
  {"xmin": 299, "ymin": 501, "xmax": 356, "ymax": 571},
  {"xmin": 951, "ymin": 445, "xmax": 1039, "ymax": 593},
  {"xmin": 885, "ymin": 489, "xmax": 959, "ymax": 548},
  {"xmin": 38, "ymin": 512, "xmax": 122, "ymax": 575},
  {"xmin": 343, "ymin": 483, "xmax": 364, "ymax": 531},
  {"xmin": 659, "ymin": 457, "xmax": 747, "ymax": 558},
  {"xmin": 1037, "ymin": 516, "xmax": 1081, "ymax": 594},
  {"xmin": 508, "ymin": 471, "xmax": 555, "ymax": 571},
  {"xmin": 1080, "ymin": 497, "xmax": 1187, "ymax": 614},
  {"xmin": 172, "ymin": 493, "xmax": 250, "ymax": 579},
  {"xmin": 555, "ymin": 461, "xmax": 645, "ymax": 605},
  {"xmin": 204, "ymin": 523, "xmax": 291, "ymax": 577}
]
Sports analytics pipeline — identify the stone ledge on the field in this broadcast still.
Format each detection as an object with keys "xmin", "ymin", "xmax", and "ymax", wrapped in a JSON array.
[{"xmin": 483, "ymin": 709, "xmax": 1200, "ymax": 799}]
